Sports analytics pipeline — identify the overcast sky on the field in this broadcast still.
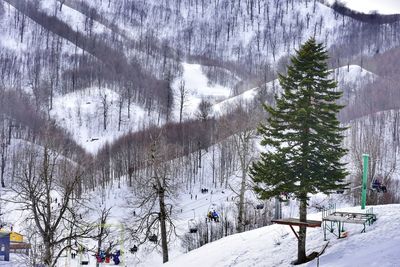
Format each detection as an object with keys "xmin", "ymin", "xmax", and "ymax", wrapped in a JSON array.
[{"xmin": 326, "ymin": 0, "xmax": 400, "ymax": 14}]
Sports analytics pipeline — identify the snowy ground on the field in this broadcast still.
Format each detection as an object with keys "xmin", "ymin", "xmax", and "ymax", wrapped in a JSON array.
[
  {"xmin": 171, "ymin": 62, "xmax": 234, "ymax": 121},
  {"xmin": 0, "ymin": 150, "xmax": 374, "ymax": 267},
  {"xmin": 0, "ymin": 137, "xmax": 398, "ymax": 266},
  {"xmin": 164, "ymin": 204, "xmax": 400, "ymax": 267}
]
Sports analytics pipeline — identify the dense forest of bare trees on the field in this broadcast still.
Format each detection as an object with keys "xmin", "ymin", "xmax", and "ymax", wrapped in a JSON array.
[{"xmin": 2, "ymin": 0, "xmax": 400, "ymax": 117}]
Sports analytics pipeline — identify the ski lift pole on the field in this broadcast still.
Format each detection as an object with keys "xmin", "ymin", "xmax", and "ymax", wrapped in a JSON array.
[
  {"xmin": 274, "ymin": 196, "xmax": 282, "ymax": 220},
  {"xmin": 361, "ymin": 154, "xmax": 369, "ymax": 210}
]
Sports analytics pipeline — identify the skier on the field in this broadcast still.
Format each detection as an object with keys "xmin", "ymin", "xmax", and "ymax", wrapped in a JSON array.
[
  {"xmin": 212, "ymin": 210, "xmax": 219, "ymax": 222},
  {"xmin": 113, "ymin": 250, "xmax": 121, "ymax": 265},
  {"xmin": 207, "ymin": 211, "xmax": 213, "ymax": 222},
  {"xmin": 372, "ymin": 179, "xmax": 382, "ymax": 192}
]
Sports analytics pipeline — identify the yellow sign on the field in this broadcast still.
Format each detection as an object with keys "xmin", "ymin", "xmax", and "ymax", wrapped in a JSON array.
[
  {"xmin": 0, "ymin": 230, "xmax": 24, "ymax": 242},
  {"xmin": 10, "ymin": 232, "xmax": 23, "ymax": 243}
]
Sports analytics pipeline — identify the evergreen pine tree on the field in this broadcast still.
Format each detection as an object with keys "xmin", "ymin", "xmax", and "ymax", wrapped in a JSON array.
[{"xmin": 250, "ymin": 38, "xmax": 348, "ymax": 264}]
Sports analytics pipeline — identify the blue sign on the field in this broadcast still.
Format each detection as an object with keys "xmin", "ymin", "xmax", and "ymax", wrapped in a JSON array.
[{"xmin": 0, "ymin": 232, "xmax": 10, "ymax": 262}]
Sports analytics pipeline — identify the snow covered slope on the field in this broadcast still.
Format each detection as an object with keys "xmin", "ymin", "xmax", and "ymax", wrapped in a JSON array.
[
  {"xmin": 50, "ymin": 87, "xmax": 162, "ymax": 154},
  {"xmin": 212, "ymin": 65, "xmax": 376, "ymax": 117},
  {"xmin": 50, "ymin": 62, "xmax": 235, "ymax": 153},
  {"xmin": 164, "ymin": 204, "xmax": 400, "ymax": 267}
]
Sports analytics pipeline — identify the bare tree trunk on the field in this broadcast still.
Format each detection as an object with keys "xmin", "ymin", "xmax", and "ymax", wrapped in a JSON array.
[
  {"xmin": 237, "ymin": 167, "xmax": 246, "ymax": 232},
  {"xmin": 0, "ymin": 144, "xmax": 6, "ymax": 188},
  {"xmin": 96, "ymin": 224, "xmax": 105, "ymax": 267},
  {"xmin": 178, "ymin": 81, "xmax": 187, "ymax": 124},
  {"xmin": 97, "ymin": 207, "xmax": 111, "ymax": 259},
  {"xmin": 158, "ymin": 188, "xmax": 169, "ymax": 263},
  {"xmin": 59, "ymin": 0, "xmax": 66, "ymax": 12},
  {"xmin": 44, "ymin": 238, "xmax": 52, "ymax": 266},
  {"xmin": 118, "ymin": 98, "xmax": 123, "ymax": 131},
  {"xmin": 102, "ymin": 94, "xmax": 108, "ymax": 131}
]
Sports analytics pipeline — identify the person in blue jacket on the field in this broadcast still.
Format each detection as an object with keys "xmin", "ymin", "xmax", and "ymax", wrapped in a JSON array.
[{"xmin": 113, "ymin": 250, "xmax": 120, "ymax": 265}]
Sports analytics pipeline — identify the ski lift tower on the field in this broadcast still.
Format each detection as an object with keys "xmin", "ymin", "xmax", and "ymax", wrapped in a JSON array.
[
  {"xmin": 361, "ymin": 154, "xmax": 369, "ymax": 210},
  {"xmin": 274, "ymin": 196, "xmax": 282, "ymax": 220}
]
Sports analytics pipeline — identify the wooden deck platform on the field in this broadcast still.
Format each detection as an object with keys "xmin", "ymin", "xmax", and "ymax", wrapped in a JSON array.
[
  {"xmin": 271, "ymin": 218, "xmax": 322, "ymax": 240},
  {"xmin": 10, "ymin": 242, "xmax": 31, "ymax": 250},
  {"xmin": 10, "ymin": 242, "xmax": 31, "ymax": 255},
  {"xmin": 272, "ymin": 218, "xmax": 322, "ymax": 227}
]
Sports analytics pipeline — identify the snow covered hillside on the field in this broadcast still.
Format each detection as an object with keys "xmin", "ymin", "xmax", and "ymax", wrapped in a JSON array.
[
  {"xmin": 164, "ymin": 204, "xmax": 400, "ymax": 267},
  {"xmin": 50, "ymin": 87, "xmax": 162, "ymax": 153},
  {"xmin": 212, "ymin": 64, "xmax": 376, "ymax": 117},
  {"xmin": 48, "ymin": 64, "xmax": 375, "ymax": 153}
]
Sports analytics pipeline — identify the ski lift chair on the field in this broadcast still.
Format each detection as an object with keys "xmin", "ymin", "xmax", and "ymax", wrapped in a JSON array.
[
  {"xmin": 336, "ymin": 189, "xmax": 345, "ymax": 194},
  {"xmin": 80, "ymin": 253, "xmax": 90, "ymax": 265},
  {"xmin": 130, "ymin": 245, "xmax": 138, "ymax": 253},
  {"xmin": 256, "ymin": 204, "xmax": 264, "ymax": 210},
  {"xmin": 371, "ymin": 178, "xmax": 387, "ymax": 193},
  {"xmin": 371, "ymin": 179, "xmax": 380, "ymax": 191},
  {"xmin": 188, "ymin": 219, "xmax": 198, "ymax": 233},
  {"xmin": 149, "ymin": 234, "xmax": 157, "ymax": 243},
  {"xmin": 381, "ymin": 184, "xmax": 387, "ymax": 193},
  {"xmin": 212, "ymin": 211, "xmax": 220, "ymax": 222}
]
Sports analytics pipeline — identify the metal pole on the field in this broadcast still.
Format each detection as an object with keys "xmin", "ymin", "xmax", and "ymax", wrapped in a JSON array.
[
  {"xmin": 361, "ymin": 154, "xmax": 369, "ymax": 210},
  {"xmin": 274, "ymin": 197, "xmax": 281, "ymax": 220}
]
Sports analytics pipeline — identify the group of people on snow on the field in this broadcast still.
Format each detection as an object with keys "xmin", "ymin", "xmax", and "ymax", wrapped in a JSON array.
[
  {"xmin": 95, "ymin": 249, "xmax": 121, "ymax": 265},
  {"xmin": 201, "ymin": 188, "xmax": 209, "ymax": 194}
]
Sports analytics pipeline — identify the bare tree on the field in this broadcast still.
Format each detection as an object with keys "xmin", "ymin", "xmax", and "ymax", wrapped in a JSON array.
[
  {"xmin": 59, "ymin": 0, "xmax": 66, "ymax": 12},
  {"xmin": 177, "ymin": 80, "xmax": 189, "ymax": 124},
  {"xmin": 100, "ymin": 92, "xmax": 110, "ymax": 131},
  {"xmin": 117, "ymin": 94, "xmax": 124, "ymax": 131},
  {"xmin": 128, "ymin": 136, "xmax": 180, "ymax": 264},
  {"xmin": 95, "ymin": 206, "xmax": 112, "ymax": 267},
  {"xmin": 196, "ymin": 100, "xmax": 212, "ymax": 121},
  {"xmin": 0, "ymin": 116, "xmax": 8, "ymax": 188},
  {"xmin": 222, "ymin": 105, "xmax": 258, "ymax": 233},
  {"xmin": 4, "ymin": 144, "xmax": 95, "ymax": 266}
]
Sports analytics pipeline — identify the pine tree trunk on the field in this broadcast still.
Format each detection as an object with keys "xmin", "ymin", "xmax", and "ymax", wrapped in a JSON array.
[{"xmin": 297, "ymin": 197, "xmax": 307, "ymax": 264}]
